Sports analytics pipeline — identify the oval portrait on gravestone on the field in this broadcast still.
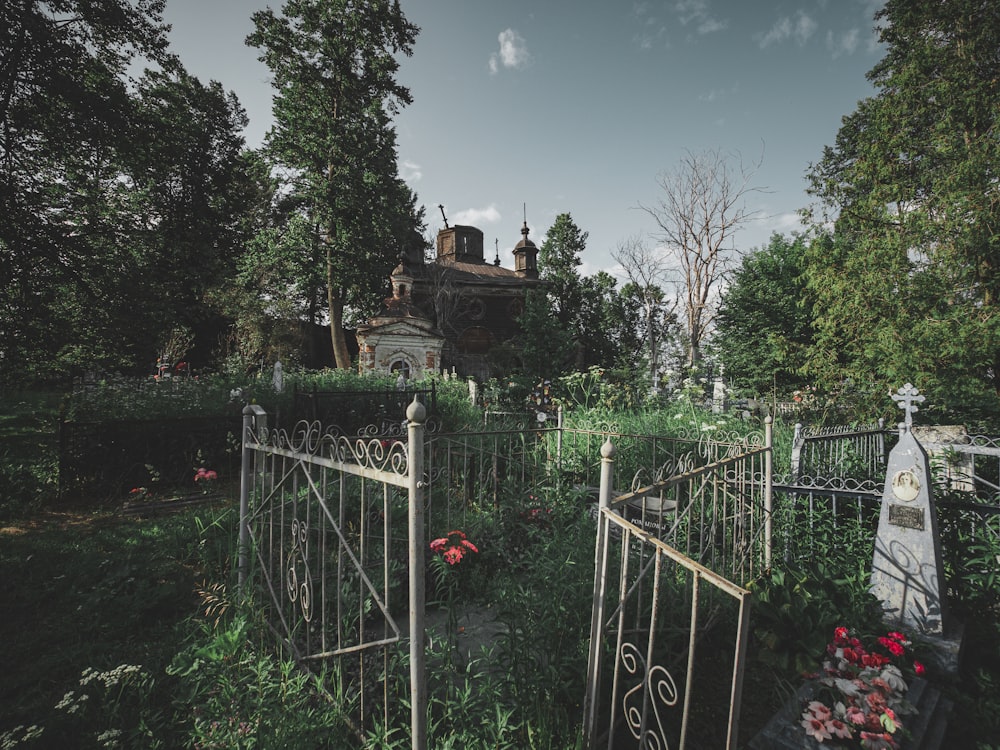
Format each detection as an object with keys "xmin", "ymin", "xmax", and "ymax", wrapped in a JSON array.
[{"xmin": 891, "ymin": 469, "xmax": 920, "ymax": 502}]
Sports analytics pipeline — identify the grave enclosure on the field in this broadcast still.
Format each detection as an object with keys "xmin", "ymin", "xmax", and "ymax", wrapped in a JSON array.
[{"xmin": 236, "ymin": 385, "xmax": 995, "ymax": 749}]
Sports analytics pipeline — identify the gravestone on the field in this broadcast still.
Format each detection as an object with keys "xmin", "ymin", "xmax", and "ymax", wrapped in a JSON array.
[
  {"xmin": 870, "ymin": 384, "xmax": 963, "ymax": 673},
  {"xmin": 871, "ymin": 384, "xmax": 947, "ymax": 633},
  {"xmin": 913, "ymin": 424, "xmax": 975, "ymax": 493},
  {"xmin": 272, "ymin": 360, "xmax": 284, "ymax": 393}
]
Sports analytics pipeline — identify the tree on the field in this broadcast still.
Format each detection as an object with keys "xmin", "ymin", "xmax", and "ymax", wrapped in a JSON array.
[
  {"xmin": 0, "ymin": 0, "xmax": 174, "ymax": 379},
  {"xmin": 611, "ymin": 234, "xmax": 678, "ymax": 385},
  {"xmin": 804, "ymin": 0, "xmax": 1000, "ymax": 413},
  {"xmin": 577, "ymin": 271, "xmax": 645, "ymax": 371},
  {"xmin": 519, "ymin": 213, "xmax": 590, "ymax": 374},
  {"xmin": 247, "ymin": 0, "xmax": 422, "ymax": 369},
  {"xmin": 639, "ymin": 148, "xmax": 762, "ymax": 369},
  {"xmin": 713, "ymin": 233, "xmax": 813, "ymax": 396},
  {"xmin": 539, "ymin": 213, "xmax": 587, "ymax": 327}
]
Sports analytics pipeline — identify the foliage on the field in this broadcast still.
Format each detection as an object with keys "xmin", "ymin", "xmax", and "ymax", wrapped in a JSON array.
[
  {"xmin": 247, "ymin": 0, "xmax": 423, "ymax": 369},
  {"xmin": 713, "ymin": 232, "xmax": 814, "ymax": 397},
  {"xmin": 0, "ymin": 0, "xmax": 172, "ymax": 381},
  {"xmin": 1, "ymin": 1, "xmax": 260, "ymax": 382},
  {"xmin": 749, "ymin": 564, "xmax": 883, "ymax": 676},
  {"xmin": 519, "ymin": 214, "xmax": 645, "ymax": 378},
  {"xmin": 167, "ymin": 615, "xmax": 349, "ymax": 748},
  {"xmin": 803, "ymin": 0, "xmax": 1000, "ymax": 417}
]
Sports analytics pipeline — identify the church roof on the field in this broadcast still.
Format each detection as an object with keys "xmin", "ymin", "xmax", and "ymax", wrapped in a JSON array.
[{"xmin": 433, "ymin": 259, "xmax": 543, "ymax": 286}]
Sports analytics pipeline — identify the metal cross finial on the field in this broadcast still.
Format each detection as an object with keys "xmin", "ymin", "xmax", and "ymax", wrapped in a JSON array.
[{"xmin": 892, "ymin": 383, "xmax": 925, "ymax": 429}]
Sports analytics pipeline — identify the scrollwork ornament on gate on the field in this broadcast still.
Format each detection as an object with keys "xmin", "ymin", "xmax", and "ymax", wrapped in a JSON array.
[
  {"xmin": 286, "ymin": 517, "xmax": 313, "ymax": 622},
  {"xmin": 620, "ymin": 641, "xmax": 679, "ymax": 749}
]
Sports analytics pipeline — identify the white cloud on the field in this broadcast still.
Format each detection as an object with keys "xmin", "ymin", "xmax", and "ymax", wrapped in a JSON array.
[
  {"xmin": 673, "ymin": 0, "xmax": 727, "ymax": 35},
  {"xmin": 757, "ymin": 11, "xmax": 818, "ymax": 48},
  {"xmin": 826, "ymin": 28, "xmax": 860, "ymax": 58},
  {"xmin": 453, "ymin": 205, "xmax": 502, "ymax": 226},
  {"xmin": 399, "ymin": 160, "xmax": 422, "ymax": 182},
  {"xmin": 489, "ymin": 29, "xmax": 531, "ymax": 74}
]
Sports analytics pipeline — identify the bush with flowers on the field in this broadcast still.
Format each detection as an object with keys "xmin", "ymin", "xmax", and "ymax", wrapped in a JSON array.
[
  {"xmin": 193, "ymin": 466, "xmax": 218, "ymax": 494},
  {"xmin": 800, "ymin": 627, "xmax": 925, "ymax": 748}
]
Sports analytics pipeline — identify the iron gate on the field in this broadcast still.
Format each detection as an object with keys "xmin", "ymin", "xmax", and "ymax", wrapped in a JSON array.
[
  {"xmin": 237, "ymin": 401, "xmax": 428, "ymax": 747},
  {"xmin": 583, "ymin": 419, "xmax": 772, "ymax": 749}
]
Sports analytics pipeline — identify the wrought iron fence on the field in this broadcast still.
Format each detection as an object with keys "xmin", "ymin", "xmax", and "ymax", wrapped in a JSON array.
[
  {"xmin": 58, "ymin": 414, "xmax": 242, "ymax": 499},
  {"xmin": 292, "ymin": 383, "xmax": 438, "ymax": 436},
  {"xmin": 239, "ymin": 404, "xmax": 426, "ymax": 746},
  {"xmin": 790, "ymin": 420, "xmax": 891, "ymax": 482},
  {"xmin": 583, "ymin": 423, "xmax": 768, "ymax": 750}
]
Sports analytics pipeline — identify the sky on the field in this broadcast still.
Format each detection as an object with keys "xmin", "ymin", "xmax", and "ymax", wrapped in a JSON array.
[{"xmin": 160, "ymin": 0, "xmax": 887, "ymax": 278}]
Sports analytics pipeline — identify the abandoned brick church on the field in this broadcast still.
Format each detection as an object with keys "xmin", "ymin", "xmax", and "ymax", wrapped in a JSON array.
[{"xmin": 357, "ymin": 220, "xmax": 543, "ymax": 381}]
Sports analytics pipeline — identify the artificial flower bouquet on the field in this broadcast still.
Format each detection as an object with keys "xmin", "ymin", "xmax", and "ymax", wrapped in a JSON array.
[{"xmin": 800, "ymin": 627, "xmax": 925, "ymax": 748}]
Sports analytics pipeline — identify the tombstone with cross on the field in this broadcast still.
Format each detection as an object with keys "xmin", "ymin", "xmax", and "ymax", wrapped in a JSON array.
[{"xmin": 870, "ymin": 384, "xmax": 953, "ymax": 640}]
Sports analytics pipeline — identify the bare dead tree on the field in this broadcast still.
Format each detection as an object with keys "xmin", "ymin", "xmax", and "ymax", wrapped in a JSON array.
[
  {"xmin": 639, "ymin": 148, "xmax": 763, "ymax": 368},
  {"xmin": 611, "ymin": 234, "xmax": 678, "ymax": 385}
]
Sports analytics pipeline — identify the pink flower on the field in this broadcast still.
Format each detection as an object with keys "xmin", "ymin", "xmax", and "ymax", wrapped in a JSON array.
[
  {"xmin": 807, "ymin": 701, "xmax": 832, "ymax": 721},
  {"xmin": 828, "ymin": 719, "xmax": 853, "ymax": 739},
  {"xmin": 801, "ymin": 715, "xmax": 832, "ymax": 742},
  {"xmin": 845, "ymin": 705, "xmax": 867, "ymax": 725},
  {"xmin": 913, "ymin": 660, "xmax": 925, "ymax": 676}
]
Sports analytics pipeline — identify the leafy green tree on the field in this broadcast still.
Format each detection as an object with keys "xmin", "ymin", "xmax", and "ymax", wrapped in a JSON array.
[
  {"xmin": 520, "ymin": 213, "xmax": 643, "ymax": 376},
  {"xmin": 577, "ymin": 271, "xmax": 644, "ymax": 370},
  {"xmin": 539, "ymin": 213, "xmax": 587, "ymax": 330},
  {"xmin": 247, "ymin": 0, "xmax": 422, "ymax": 369},
  {"xmin": 0, "ymin": 0, "xmax": 174, "ymax": 380},
  {"xmin": 517, "ymin": 288, "xmax": 575, "ymax": 379},
  {"xmin": 713, "ymin": 233, "xmax": 813, "ymax": 396},
  {"xmin": 804, "ymin": 0, "xmax": 1000, "ymax": 416}
]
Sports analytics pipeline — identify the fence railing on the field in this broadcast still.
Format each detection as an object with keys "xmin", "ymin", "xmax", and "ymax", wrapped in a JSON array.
[
  {"xmin": 583, "ymin": 420, "xmax": 771, "ymax": 750},
  {"xmin": 790, "ymin": 420, "xmax": 889, "ymax": 482},
  {"xmin": 58, "ymin": 414, "xmax": 242, "ymax": 499},
  {"xmin": 292, "ymin": 383, "xmax": 438, "ymax": 436}
]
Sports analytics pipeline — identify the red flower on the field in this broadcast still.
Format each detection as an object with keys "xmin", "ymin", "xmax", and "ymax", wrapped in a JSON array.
[
  {"xmin": 913, "ymin": 660, "xmax": 925, "ymax": 676},
  {"xmin": 429, "ymin": 530, "xmax": 479, "ymax": 565}
]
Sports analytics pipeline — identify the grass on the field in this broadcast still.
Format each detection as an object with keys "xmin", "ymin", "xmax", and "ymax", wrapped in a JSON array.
[{"xmin": 2, "ymin": 382, "xmax": 1000, "ymax": 748}]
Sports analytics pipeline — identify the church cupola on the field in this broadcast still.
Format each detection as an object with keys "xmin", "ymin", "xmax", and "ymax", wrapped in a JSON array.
[{"xmin": 513, "ymin": 220, "xmax": 539, "ymax": 279}]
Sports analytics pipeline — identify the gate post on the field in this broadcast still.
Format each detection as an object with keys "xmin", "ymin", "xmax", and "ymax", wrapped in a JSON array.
[
  {"xmin": 406, "ymin": 398, "xmax": 427, "ymax": 750},
  {"xmin": 238, "ymin": 404, "xmax": 268, "ymax": 591},
  {"xmin": 583, "ymin": 438, "xmax": 615, "ymax": 747},
  {"xmin": 764, "ymin": 416, "xmax": 773, "ymax": 570}
]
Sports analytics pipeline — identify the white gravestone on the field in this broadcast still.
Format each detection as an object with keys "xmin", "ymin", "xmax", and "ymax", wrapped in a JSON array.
[
  {"xmin": 870, "ymin": 384, "xmax": 949, "ymax": 635},
  {"xmin": 272, "ymin": 360, "xmax": 284, "ymax": 393}
]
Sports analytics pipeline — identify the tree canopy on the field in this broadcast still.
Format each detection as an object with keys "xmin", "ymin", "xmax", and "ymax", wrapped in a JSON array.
[
  {"xmin": 0, "ymin": 1, "xmax": 259, "ymax": 380},
  {"xmin": 247, "ymin": 0, "xmax": 423, "ymax": 369},
  {"xmin": 714, "ymin": 233, "xmax": 813, "ymax": 396},
  {"xmin": 804, "ymin": 0, "xmax": 1000, "ymax": 416}
]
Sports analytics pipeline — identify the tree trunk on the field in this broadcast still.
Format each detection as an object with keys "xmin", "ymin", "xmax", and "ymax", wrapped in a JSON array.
[{"xmin": 326, "ymin": 239, "xmax": 352, "ymax": 369}]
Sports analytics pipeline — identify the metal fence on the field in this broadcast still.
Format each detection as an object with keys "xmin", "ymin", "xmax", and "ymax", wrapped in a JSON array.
[
  {"xmin": 58, "ymin": 414, "xmax": 242, "ymax": 499},
  {"xmin": 238, "ymin": 402, "xmax": 428, "ymax": 746},
  {"xmin": 583, "ymin": 420, "xmax": 771, "ymax": 750}
]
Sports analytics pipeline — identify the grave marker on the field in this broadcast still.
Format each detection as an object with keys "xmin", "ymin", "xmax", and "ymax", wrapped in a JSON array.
[{"xmin": 870, "ymin": 383, "xmax": 949, "ymax": 635}]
